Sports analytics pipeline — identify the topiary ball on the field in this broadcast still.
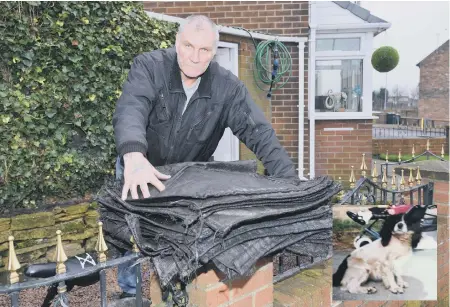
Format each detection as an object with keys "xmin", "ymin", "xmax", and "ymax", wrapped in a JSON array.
[{"xmin": 371, "ymin": 46, "xmax": 399, "ymax": 73}]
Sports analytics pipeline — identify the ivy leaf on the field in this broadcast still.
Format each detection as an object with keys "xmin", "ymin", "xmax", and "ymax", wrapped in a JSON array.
[
  {"xmin": 45, "ymin": 110, "xmax": 56, "ymax": 118},
  {"xmin": 22, "ymin": 59, "xmax": 32, "ymax": 67},
  {"xmin": 104, "ymin": 125, "xmax": 113, "ymax": 133},
  {"xmin": 26, "ymin": 1, "xmax": 41, "ymax": 6},
  {"xmin": 22, "ymin": 50, "xmax": 35, "ymax": 60},
  {"xmin": 68, "ymin": 55, "xmax": 83, "ymax": 63}
]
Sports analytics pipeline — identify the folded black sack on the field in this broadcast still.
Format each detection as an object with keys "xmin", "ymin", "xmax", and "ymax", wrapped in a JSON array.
[{"xmin": 97, "ymin": 160, "xmax": 340, "ymax": 288}]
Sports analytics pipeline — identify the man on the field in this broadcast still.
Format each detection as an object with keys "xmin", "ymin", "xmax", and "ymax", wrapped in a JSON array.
[{"xmin": 112, "ymin": 14, "xmax": 298, "ymax": 298}]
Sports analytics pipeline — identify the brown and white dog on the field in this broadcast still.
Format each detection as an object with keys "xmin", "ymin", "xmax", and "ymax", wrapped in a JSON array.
[{"xmin": 333, "ymin": 214, "xmax": 414, "ymax": 294}]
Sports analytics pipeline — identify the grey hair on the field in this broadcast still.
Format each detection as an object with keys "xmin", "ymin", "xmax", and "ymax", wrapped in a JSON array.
[{"xmin": 177, "ymin": 15, "xmax": 220, "ymax": 52}]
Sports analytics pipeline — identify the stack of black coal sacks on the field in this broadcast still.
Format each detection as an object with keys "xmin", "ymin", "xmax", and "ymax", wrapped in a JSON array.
[{"xmin": 97, "ymin": 160, "xmax": 340, "ymax": 288}]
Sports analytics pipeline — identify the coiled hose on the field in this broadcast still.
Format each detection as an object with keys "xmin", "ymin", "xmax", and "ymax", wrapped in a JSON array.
[{"xmin": 253, "ymin": 40, "xmax": 293, "ymax": 91}]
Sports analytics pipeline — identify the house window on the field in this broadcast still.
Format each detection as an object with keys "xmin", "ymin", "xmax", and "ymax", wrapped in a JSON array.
[
  {"xmin": 316, "ymin": 38, "xmax": 361, "ymax": 52},
  {"xmin": 315, "ymin": 59, "xmax": 363, "ymax": 112}
]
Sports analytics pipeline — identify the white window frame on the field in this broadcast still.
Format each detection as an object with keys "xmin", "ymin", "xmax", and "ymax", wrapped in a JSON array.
[
  {"xmin": 313, "ymin": 32, "xmax": 373, "ymax": 120},
  {"xmin": 315, "ymin": 33, "xmax": 365, "ymax": 57}
]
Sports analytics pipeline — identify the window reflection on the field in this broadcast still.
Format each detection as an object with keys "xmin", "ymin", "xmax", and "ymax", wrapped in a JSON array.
[{"xmin": 315, "ymin": 59, "xmax": 363, "ymax": 112}]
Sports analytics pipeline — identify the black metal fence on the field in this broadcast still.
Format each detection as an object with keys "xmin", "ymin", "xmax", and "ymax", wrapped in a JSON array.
[
  {"xmin": 0, "ymin": 223, "xmax": 312, "ymax": 306},
  {"xmin": 373, "ymin": 126, "xmax": 447, "ymax": 139},
  {"xmin": 338, "ymin": 175, "xmax": 434, "ymax": 209},
  {"xmin": 0, "ymin": 224, "xmax": 146, "ymax": 307}
]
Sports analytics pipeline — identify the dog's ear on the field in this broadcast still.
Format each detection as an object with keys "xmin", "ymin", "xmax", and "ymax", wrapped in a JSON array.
[{"xmin": 380, "ymin": 215, "xmax": 399, "ymax": 246}]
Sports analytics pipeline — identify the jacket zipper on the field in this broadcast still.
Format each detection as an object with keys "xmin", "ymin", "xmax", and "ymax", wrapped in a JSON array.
[
  {"xmin": 166, "ymin": 93, "xmax": 202, "ymax": 162},
  {"xmin": 159, "ymin": 91, "xmax": 170, "ymax": 119}
]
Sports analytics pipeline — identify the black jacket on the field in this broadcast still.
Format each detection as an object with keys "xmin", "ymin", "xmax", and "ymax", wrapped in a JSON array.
[{"xmin": 112, "ymin": 47, "xmax": 297, "ymax": 179}]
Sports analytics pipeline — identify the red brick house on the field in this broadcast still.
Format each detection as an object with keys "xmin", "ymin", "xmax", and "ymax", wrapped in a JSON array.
[
  {"xmin": 143, "ymin": 1, "xmax": 390, "ymax": 181},
  {"xmin": 416, "ymin": 39, "xmax": 449, "ymax": 124}
]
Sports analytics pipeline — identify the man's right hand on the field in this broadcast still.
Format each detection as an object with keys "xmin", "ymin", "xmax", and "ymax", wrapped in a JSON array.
[{"xmin": 121, "ymin": 152, "xmax": 171, "ymax": 200}]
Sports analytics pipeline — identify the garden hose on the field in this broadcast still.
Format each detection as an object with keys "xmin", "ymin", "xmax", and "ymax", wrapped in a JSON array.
[
  {"xmin": 235, "ymin": 27, "xmax": 293, "ymax": 123},
  {"xmin": 253, "ymin": 40, "xmax": 293, "ymax": 93},
  {"xmin": 236, "ymin": 27, "xmax": 293, "ymax": 94}
]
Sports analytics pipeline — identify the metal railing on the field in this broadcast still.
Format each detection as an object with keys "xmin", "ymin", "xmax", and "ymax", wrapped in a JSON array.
[
  {"xmin": 373, "ymin": 126, "xmax": 447, "ymax": 139},
  {"xmin": 337, "ymin": 150, "xmax": 440, "ymax": 210},
  {"xmin": 0, "ymin": 222, "xmax": 145, "ymax": 307},
  {"xmin": 338, "ymin": 174, "xmax": 434, "ymax": 209}
]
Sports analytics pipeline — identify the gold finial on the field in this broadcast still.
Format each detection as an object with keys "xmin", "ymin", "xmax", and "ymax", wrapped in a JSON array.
[
  {"xmin": 412, "ymin": 144, "xmax": 415, "ymax": 158},
  {"xmin": 441, "ymin": 144, "xmax": 445, "ymax": 158},
  {"xmin": 408, "ymin": 168, "xmax": 414, "ymax": 187},
  {"xmin": 426, "ymin": 139, "xmax": 430, "ymax": 151},
  {"xmin": 385, "ymin": 150, "xmax": 389, "ymax": 163},
  {"xmin": 416, "ymin": 166, "xmax": 422, "ymax": 185},
  {"xmin": 381, "ymin": 166, "xmax": 387, "ymax": 188},
  {"xmin": 400, "ymin": 169, "xmax": 406, "ymax": 190},
  {"xmin": 7, "ymin": 236, "xmax": 21, "ymax": 284},
  {"xmin": 349, "ymin": 166, "xmax": 356, "ymax": 189},
  {"xmin": 55, "ymin": 230, "xmax": 67, "ymax": 274},
  {"xmin": 391, "ymin": 168, "xmax": 397, "ymax": 188},
  {"xmin": 398, "ymin": 149, "xmax": 402, "ymax": 163},
  {"xmin": 95, "ymin": 222, "xmax": 108, "ymax": 263},
  {"xmin": 372, "ymin": 161, "xmax": 378, "ymax": 182},
  {"xmin": 360, "ymin": 153, "xmax": 368, "ymax": 177},
  {"xmin": 130, "ymin": 236, "xmax": 139, "ymax": 253}
]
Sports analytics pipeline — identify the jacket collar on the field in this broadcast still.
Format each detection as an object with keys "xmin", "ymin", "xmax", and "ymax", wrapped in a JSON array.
[{"xmin": 169, "ymin": 55, "xmax": 212, "ymax": 99}]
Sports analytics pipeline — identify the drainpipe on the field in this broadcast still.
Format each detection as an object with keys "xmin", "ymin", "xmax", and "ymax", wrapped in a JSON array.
[
  {"xmin": 309, "ymin": 23, "xmax": 316, "ymax": 179},
  {"xmin": 298, "ymin": 41, "xmax": 306, "ymax": 179}
]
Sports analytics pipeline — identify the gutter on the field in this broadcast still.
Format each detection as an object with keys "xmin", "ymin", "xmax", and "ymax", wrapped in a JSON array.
[
  {"xmin": 145, "ymin": 10, "xmax": 309, "ymax": 180},
  {"xmin": 316, "ymin": 22, "xmax": 391, "ymax": 36},
  {"xmin": 316, "ymin": 22, "xmax": 391, "ymax": 31}
]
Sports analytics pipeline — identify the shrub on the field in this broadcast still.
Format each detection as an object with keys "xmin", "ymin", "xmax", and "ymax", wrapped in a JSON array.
[
  {"xmin": 0, "ymin": 1, "xmax": 177, "ymax": 212},
  {"xmin": 371, "ymin": 46, "xmax": 400, "ymax": 73}
]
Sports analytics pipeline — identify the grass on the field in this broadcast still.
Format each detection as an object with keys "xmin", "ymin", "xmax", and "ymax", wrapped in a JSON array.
[{"xmin": 377, "ymin": 153, "xmax": 449, "ymax": 162}]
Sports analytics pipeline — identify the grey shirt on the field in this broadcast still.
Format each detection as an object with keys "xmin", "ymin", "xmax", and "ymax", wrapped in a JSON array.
[{"xmin": 182, "ymin": 77, "xmax": 201, "ymax": 115}]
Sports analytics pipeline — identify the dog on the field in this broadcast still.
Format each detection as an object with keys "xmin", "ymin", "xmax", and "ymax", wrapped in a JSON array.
[{"xmin": 333, "ymin": 214, "xmax": 414, "ymax": 294}]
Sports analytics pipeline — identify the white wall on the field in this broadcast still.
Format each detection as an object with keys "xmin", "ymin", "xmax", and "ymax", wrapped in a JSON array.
[{"xmin": 311, "ymin": 1, "xmax": 368, "ymax": 26}]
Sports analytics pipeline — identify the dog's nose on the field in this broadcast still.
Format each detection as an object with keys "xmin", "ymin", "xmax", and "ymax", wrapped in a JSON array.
[{"xmin": 398, "ymin": 222, "xmax": 403, "ymax": 229}]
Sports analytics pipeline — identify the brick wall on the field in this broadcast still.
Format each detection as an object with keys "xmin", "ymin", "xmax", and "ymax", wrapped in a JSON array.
[
  {"xmin": 144, "ymin": 1, "xmax": 309, "ymax": 36},
  {"xmin": 315, "ymin": 120, "xmax": 372, "ymax": 184},
  {"xmin": 149, "ymin": 258, "xmax": 273, "ymax": 307},
  {"xmin": 143, "ymin": 1, "xmax": 310, "ymax": 175},
  {"xmin": 373, "ymin": 137, "xmax": 449, "ymax": 157},
  {"xmin": 418, "ymin": 40, "xmax": 449, "ymax": 122}
]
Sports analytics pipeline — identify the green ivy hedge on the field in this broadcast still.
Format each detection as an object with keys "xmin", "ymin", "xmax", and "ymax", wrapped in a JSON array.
[{"xmin": 0, "ymin": 1, "xmax": 178, "ymax": 211}]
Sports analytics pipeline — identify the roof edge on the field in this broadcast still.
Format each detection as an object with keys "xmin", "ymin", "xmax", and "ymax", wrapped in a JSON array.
[
  {"xmin": 416, "ymin": 39, "xmax": 450, "ymax": 67},
  {"xmin": 332, "ymin": 1, "xmax": 389, "ymax": 24}
]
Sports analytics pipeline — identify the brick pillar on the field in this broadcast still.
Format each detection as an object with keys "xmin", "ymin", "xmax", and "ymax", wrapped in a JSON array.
[
  {"xmin": 434, "ymin": 179, "xmax": 449, "ymax": 306},
  {"xmin": 150, "ymin": 258, "xmax": 273, "ymax": 307}
]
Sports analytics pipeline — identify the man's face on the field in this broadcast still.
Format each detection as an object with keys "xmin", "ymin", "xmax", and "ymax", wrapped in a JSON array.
[{"xmin": 175, "ymin": 23, "xmax": 216, "ymax": 80}]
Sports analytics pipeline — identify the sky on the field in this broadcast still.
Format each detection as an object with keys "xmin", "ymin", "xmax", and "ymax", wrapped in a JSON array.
[{"xmin": 360, "ymin": 1, "xmax": 449, "ymax": 96}]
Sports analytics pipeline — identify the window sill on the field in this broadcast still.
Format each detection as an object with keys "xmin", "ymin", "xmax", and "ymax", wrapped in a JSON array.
[{"xmin": 309, "ymin": 113, "xmax": 376, "ymax": 120}]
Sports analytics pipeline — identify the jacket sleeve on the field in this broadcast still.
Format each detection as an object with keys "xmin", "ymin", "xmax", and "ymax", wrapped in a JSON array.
[
  {"xmin": 226, "ymin": 83, "xmax": 299, "ymax": 181},
  {"xmin": 112, "ymin": 54, "xmax": 156, "ymax": 158}
]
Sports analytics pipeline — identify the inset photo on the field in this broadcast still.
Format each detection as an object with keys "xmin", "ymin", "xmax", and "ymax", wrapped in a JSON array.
[{"xmin": 332, "ymin": 155, "xmax": 439, "ymax": 301}]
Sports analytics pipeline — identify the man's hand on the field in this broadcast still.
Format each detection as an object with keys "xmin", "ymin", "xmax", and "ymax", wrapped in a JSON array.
[{"xmin": 121, "ymin": 152, "xmax": 171, "ymax": 200}]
